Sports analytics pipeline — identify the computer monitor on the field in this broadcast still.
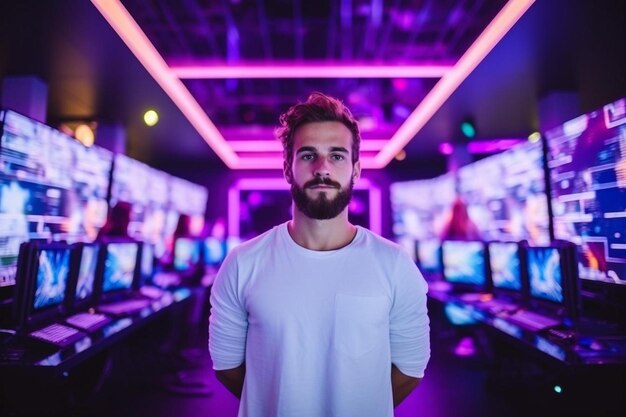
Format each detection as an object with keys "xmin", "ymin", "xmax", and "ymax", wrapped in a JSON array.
[
  {"xmin": 138, "ymin": 241, "xmax": 154, "ymax": 285},
  {"xmin": 173, "ymin": 237, "xmax": 202, "ymax": 272},
  {"xmin": 488, "ymin": 241, "xmax": 525, "ymax": 298},
  {"xmin": 545, "ymin": 97, "xmax": 626, "ymax": 287},
  {"xmin": 522, "ymin": 242, "xmax": 580, "ymax": 322},
  {"xmin": 441, "ymin": 241, "xmax": 490, "ymax": 292},
  {"xmin": 204, "ymin": 237, "xmax": 226, "ymax": 266},
  {"xmin": 66, "ymin": 242, "xmax": 101, "ymax": 313},
  {"xmin": 19, "ymin": 242, "xmax": 74, "ymax": 329},
  {"xmin": 416, "ymin": 239, "xmax": 442, "ymax": 276},
  {"xmin": 97, "ymin": 241, "xmax": 140, "ymax": 301}
]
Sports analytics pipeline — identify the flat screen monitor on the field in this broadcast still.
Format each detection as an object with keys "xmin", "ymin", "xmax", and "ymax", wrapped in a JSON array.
[
  {"xmin": 441, "ymin": 241, "xmax": 489, "ymax": 291},
  {"xmin": 100, "ymin": 242, "xmax": 139, "ymax": 296},
  {"xmin": 526, "ymin": 246, "xmax": 563, "ymax": 304},
  {"xmin": 416, "ymin": 239, "xmax": 441, "ymax": 274},
  {"xmin": 522, "ymin": 243, "xmax": 579, "ymax": 321},
  {"xmin": 21, "ymin": 243, "xmax": 74, "ymax": 328},
  {"xmin": 488, "ymin": 242, "xmax": 522, "ymax": 292},
  {"xmin": 73, "ymin": 243, "xmax": 100, "ymax": 309},
  {"xmin": 457, "ymin": 140, "xmax": 551, "ymax": 245},
  {"xmin": 140, "ymin": 242, "xmax": 154, "ymax": 282},
  {"xmin": 204, "ymin": 237, "xmax": 225, "ymax": 266},
  {"xmin": 0, "ymin": 110, "xmax": 112, "ymax": 291},
  {"xmin": 390, "ymin": 173, "xmax": 456, "ymax": 242},
  {"xmin": 173, "ymin": 237, "xmax": 201, "ymax": 272},
  {"xmin": 545, "ymin": 97, "xmax": 626, "ymax": 286}
]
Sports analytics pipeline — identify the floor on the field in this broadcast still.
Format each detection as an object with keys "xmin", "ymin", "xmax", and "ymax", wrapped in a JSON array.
[{"xmin": 4, "ymin": 302, "xmax": 625, "ymax": 417}]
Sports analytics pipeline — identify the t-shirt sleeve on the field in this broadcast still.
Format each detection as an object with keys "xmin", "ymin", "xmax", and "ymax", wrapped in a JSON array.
[
  {"xmin": 389, "ymin": 250, "xmax": 431, "ymax": 378},
  {"xmin": 209, "ymin": 251, "xmax": 249, "ymax": 370}
]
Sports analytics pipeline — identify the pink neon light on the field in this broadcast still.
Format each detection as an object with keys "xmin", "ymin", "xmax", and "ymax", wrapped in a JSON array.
[
  {"xmin": 171, "ymin": 63, "xmax": 452, "ymax": 79},
  {"xmin": 90, "ymin": 0, "xmax": 238, "ymax": 168},
  {"xmin": 439, "ymin": 143, "xmax": 455, "ymax": 155},
  {"xmin": 92, "ymin": 0, "xmax": 533, "ymax": 170},
  {"xmin": 228, "ymin": 139, "xmax": 389, "ymax": 152},
  {"xmin": 228, "ymin": 178, "xmax": 382, "ymax": 236},
  {"xmin": 375, "ymin": 0, "xmax": 535, "ymax": 166},
  {"xmin": 233, "ymin": 156, "xmax": 382, "ymax": 170}
]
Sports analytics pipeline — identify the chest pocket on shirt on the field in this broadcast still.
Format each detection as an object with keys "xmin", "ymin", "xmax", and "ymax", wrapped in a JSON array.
[{"xmin": 334, "ymin": 294, "xmax": 389, "ymax": 358}]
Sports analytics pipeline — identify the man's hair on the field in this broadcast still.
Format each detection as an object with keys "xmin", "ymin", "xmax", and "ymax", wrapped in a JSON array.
[{"xmin": 276, "ymin": 92, "xmax": 361, "ymax": 169}]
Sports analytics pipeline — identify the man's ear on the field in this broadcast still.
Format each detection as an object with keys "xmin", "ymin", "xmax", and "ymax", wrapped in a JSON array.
[
  {"xmin": 283, "ymin": 160, "xmax": 293, "ymax": 184},
  {"xmin": 352, "ymin": 160, "xmax": 361, "ymax": 183}
]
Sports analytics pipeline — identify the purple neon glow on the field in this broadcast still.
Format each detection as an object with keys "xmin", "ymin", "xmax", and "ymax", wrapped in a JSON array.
[
  {"xmin": 439, "ymin": 138, "xmax": 526, "ymax": 155},
  {"xmin": 228, "ymin": 178, "xmax": 381, "ymax": 236},
  {"xmin": 170, "ymin": 63, "xmax": 452, "ymax": 79},
  {"xmin": 92, "ymin": 0, "xmax": 534, "ymax": 170},
  {"xmin": 376, "ymin": 0, "xmax": 535, "ymax": 166},
  {"xmin": 228, "ymin": 139, "xmax": 389, "ymax": 152}
]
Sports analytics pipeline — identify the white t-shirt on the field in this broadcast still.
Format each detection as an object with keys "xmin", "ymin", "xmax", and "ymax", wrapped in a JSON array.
[{"xmin": 209, "ymin": 222, "xmax": 430, "ymax": 417}]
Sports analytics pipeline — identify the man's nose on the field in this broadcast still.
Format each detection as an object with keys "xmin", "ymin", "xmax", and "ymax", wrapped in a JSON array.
[{"xmin": 313, "ymin": 158, "xmax": 331, "ymax": 177}]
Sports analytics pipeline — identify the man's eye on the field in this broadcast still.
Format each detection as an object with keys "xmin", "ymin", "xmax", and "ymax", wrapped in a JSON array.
[
  {"xmin": 331, "ymin": 154, "xmax": 345, "ymax": 161},
  {"xmin": 301, "ymin": 154, "xmax": 314, "ymax": 161}
]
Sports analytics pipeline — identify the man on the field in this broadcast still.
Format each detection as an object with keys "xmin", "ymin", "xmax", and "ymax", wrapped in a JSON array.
[{"xmin": 209, "ymin": 92, "xmax": 430, "ymax": 417}]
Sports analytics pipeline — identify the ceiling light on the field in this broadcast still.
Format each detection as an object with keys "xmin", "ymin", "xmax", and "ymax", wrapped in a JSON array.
[
  {"xmin": 144, "ymin": 109, "xmax": 159, "ymax": 126},
  {"xmin": 460, "ymin": 119, "xmax": 476, "ymax": 139},
  {"xmin": 74, "ymin": 124, "xmax": 95, "ymax": 146},
  {"xmin": 528, "ymin": 131, "xmax": 541, "ymax": 142},
  {"xmin": 394, "ymin": 150, "xmax": 406, "ymax": 161}
]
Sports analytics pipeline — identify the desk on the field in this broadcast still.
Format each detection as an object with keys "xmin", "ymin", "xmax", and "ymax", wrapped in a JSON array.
[
  {"xmin": 0, "ymin": 288, "xmax": 191, "ymax": 414},
  {"xmin": 427, "ymin": 286, "xmax": 626, "ymax": 368}
]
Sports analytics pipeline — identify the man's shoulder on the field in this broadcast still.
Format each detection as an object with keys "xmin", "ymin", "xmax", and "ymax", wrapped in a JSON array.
[
  {"xmin": 230, "ymin": 223, "xmax": 284, "ymax": 257},
  {"xmin": 358, "ymin": 227, "xmax": 403, "ymax": 254}
]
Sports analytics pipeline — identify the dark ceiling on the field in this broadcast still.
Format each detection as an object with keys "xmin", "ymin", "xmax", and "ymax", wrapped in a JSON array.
[{"xmin": 0, "ymin": 0, "xmax": 624, "ymax": 171}]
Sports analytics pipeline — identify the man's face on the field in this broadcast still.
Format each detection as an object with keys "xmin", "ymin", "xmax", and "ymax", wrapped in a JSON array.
[{"xmin": 285, "ymin": 121, "xmax": 360, "ymax": 220}]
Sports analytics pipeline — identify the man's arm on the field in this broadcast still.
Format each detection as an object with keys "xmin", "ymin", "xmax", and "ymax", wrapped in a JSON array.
[
  {"xmin": 215, "ymin": 363, "xmax": 246, "ymax": 399},
  {"xmin": 392, "ymin": 364, "xmax": 421, "ymax": 406}
]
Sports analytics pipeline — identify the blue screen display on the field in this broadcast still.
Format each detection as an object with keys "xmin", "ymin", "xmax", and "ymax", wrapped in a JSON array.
[
  {"xmin": 102, "ymin": 243, "xmax": 138, "ymax": 293},
  {"xmin": 488, "ymin": 242, "xmax": 521, "ymax": 291},
  {"xmin": 174, "ymin": 238, "xmax": 200, "ymax": 271},
  {"xmin": 442, "ymin": 241, "xmax": 486, "ymax": 286},
  {"xmin": 546, "ymin": 97, "xmax": 626, "ymax": 285},
  {"xmin": 417, "ymin": 239, "xmax": 441, "ymax": 273},
  {"xmin": 76, "ymin": 245, "xmax": 99, "ymax": 301},
  {"xmin": 33, "ymin": 248, "xmax": 71, "ymax": 310},
  {"xmin": 526, "ymin": 247, "xmax": 563, "ymax": 303}
]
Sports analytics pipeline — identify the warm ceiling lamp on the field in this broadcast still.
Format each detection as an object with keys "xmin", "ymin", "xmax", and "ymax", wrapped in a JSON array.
[{"xmin": 143, "ymin": 109, "xmax": 159, "ymax": 126}]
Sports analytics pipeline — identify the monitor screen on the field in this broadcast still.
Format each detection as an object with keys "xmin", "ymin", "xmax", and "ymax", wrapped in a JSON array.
[
  {"xmin": 32, "ymin": 247, "xmax": 71, "ymax": 311},
  {"xmin": 75, "ymin": 245, "xmax": 99, "ymax": 301},
  {"xmin": 390, "ymin": 173, "xmax": 456, "ymax": 241},
  {"xmin": 174, "ymin": 238, "xmax": 201, "ymax": 271},
  {"xmin": 204, "ymin": 237, "xmax": 225, "ymax": 265},
  {"xmin": 488, "ymin": 242, "xmax": 522, "ymax": 291},
  {"xmin": 457, "ymin": 140, "xmax": 550, "ymax": 245},
  {"xmin": 526, "ymin": 247, "xmax": 563, "ymax": 304},
  {"xmin": 0, "ymin": 110, "xmax": 112, "ymax": 287},
  {"xmin": 140, "ymin": 242, "xmax": 154, "ymax": 279},
  {"xmin": 442, "ymin": 241, "xmax": 487, "ymax": 287},
  {"xmin": 417, "ymin": 239, "xmax": 441, "ymax": 273},
  {"xmin": 102, "ymin": 242, "xmax": 138, "ymax": 293},
  {"xmin": 545, "ymin": 97, "xmax": 626, "ymax": 285}
]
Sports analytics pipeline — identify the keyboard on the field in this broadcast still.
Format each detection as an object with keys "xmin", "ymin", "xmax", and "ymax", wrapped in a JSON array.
[
  {"xmin": 139, "ymin": 285, "xmax": 166, "ymax": 300},
  {"xmin": 29, "ymin": 323, "xmax": 87, "ymax": 348},
  {"xmin": 480, "ymin": 298, "xmax": 519, "ymax": 315},
  {"xmin": 507, "ymin": 310, "xmax": 561, "ymax": 332},
  {"xmin": 65, "ymin": 312, "xmax": 112, "ymax": 332},
  {"xmin": 97, "ymin": 298, "xmax": 152, "ymax": 316}
]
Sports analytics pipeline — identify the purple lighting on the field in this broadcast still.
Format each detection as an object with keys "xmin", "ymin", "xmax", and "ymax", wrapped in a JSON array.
[{"xmin": 228, "ymin": 178, "xmax": 382, "ymax": 237}]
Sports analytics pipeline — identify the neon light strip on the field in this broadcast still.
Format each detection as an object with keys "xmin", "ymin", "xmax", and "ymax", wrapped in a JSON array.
[
  {"xmin": 234, "ymin": 156, "xmax": 381, "ymax": 170},
  {"xmin": 228, "ymin": 178, "xmax": 382, "ymax": 236},
  {"xmin": 91, "ymin": 0, "xmax": 238, "ymax": 167},
  {"xmin": 375, "ymin": 0, "xmax": 535, "ymax": 166},
  {"xmin": 228, "ymin": 139, "xmax": 389, "ymax": 152},
  {"xmin": 171, "ymin": 64, "xmax": 453, "ymax": 79}
]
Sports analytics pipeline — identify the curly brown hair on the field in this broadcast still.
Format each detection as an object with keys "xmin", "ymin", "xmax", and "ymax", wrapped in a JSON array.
[{"xmin": 276, "ymin": 92, "xmax": 361, "ymax": 171}]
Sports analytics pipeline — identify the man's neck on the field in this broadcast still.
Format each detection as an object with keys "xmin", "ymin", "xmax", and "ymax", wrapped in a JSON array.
[{"xmin": 288, "ymin": 210, "xmax": 357, "ymax": 251}]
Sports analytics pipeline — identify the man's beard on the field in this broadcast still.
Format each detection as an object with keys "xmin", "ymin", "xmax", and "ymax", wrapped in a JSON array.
[{"xmin": 291, "ymin": 176, "xmax": 353, "ymax": 220}]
